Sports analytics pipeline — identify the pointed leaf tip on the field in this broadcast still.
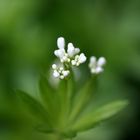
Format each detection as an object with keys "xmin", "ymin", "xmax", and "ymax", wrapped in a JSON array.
[{"xmin": 71, "ymin": 100, "xmax": 129, "ymax": 132}]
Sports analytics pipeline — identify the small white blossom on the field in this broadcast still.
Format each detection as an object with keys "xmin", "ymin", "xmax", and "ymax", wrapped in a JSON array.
[
  {"xmin": 52, "ymin": 64, "xmax": 70, "ymax": 79},
  {"xmin": 62, "ymin": 70, "xmax": 70, "ymax": 77},
  {"xmin": 53, "ymin": 70, "xmax": 60, "ymax": 78},
  {"xmin": 52, "ymin": 64, "xmax": 57, "ymax": 69},
  {"xmin": 71, "ymin": 53, "xmax": 87, "ymax": 66},
  {"xmin": 67, "ymin": 43, "xmax": 80, "ymax": 57},
  {"xmin": 54, "ymin": 49, "xmax": 65, "ymax": 59},
  {"xmin": 57, "ymin": 37, "xmax": 65, "ymax": 49},
  {"xmin": 97, "ymin": 57, "xmax": 106, "ymax": 67},
  {"xmin": 89, "ymin": 56, "xmax": 106, "ymax": 74},
  {"xmin": 79, "ymin": 53, "xmax": 87, "ymax": 63}
]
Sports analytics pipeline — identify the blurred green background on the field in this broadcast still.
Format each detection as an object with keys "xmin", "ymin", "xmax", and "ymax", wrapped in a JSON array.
[{"xmin": 0, "ymin": 0, "xmax": 140, "ymax": 140}]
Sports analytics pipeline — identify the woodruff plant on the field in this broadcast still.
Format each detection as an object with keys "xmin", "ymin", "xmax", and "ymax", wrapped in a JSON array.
[{"xmin": 16, "ymin": 37, "xmax": 128, "ymax": 140}]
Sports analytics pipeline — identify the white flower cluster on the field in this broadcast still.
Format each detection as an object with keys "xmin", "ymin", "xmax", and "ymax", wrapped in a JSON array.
[
  {"xmin": 54, "ymin": 37, "xmax": 87, "ymax": 65},
  {"xmin": 52, "ymin": 37, "xmax": 87, "ymax": 79},
  {"xmin": 52, "ymin": 37, "xmax": 106, "ymax": 79},
  {"xmin": 89, "ymin": 56, "xmax": 106, "ymax": 74},
  {"xmin": 52, "ymin": 64, "xmax": 70, "ymax": 79}
]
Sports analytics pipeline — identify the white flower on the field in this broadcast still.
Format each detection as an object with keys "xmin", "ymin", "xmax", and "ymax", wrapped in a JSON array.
[
  {"xmin": 71, "ymin": 53, "xmax": 87, "ymax": 66},
  {"xmin": 54, "ymin": 37, "xmax": 86, "ymax": 66},
  {"xmin": 67, "ymin": 43, "xmax": 80, "ymax": 57},
  {"xmin": 52, "ymin": 64, "xmax": 57, "ymax": 69},
  {"xmin": 53, "ymin": 70, "xmax": 60, "ymax": 78},
  {"xmin": 52, "ymin": 64, "xmax": 70, "ymax": 79},
  {"xmin": 57, "ymin": 37, "xmax": 65, "ymax": 49},
  {"xmin": 62, "ymin": 70, "xmax": 70, "ymax": 77},
  {"xmin": 79, "ymin": 53, "xmax": 87, "ymax": 63},
  {"xmin": 54, "ymin": 49, "xmax": 65, "ymax": 59},
  {"xmin": 89, "ymin": 56, "xmax": 106, "ymax": 74},
  {"xmin": 97, "ymin": 57, "xmax": 106, "ymax": 67}
]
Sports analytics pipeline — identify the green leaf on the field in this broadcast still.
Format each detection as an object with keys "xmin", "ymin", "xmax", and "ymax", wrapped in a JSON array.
[
  {"xmin": 69, "ymin": 77, "xmax": 97, "ymax": 122},
  {"xmin": 15, "ymin": 90, "xmax": 52, "ymax": 127},
  {"xmin": 71, "ymin": 100, "xmax": 129, "ymax": 132},
  {"xmin": 39, "ymin": 75, "xmax": 57, "ymax": 116}
]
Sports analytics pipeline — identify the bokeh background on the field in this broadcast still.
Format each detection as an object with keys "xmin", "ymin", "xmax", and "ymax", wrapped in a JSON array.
[{"xmin": 0, "ymin": 0, "xmax": 140, "ymax": 140}]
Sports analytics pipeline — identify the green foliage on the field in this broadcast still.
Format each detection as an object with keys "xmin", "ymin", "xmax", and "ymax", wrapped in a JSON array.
[
  {"xmin": 69, "ymin": 77, "xmax": 97, "ymax": 122},
  {"xmin": 1, "ymin": 0, "xmax": 139, "ymax": 140},
  {"xmin": 15, "ymin": 90, "xmax": 52, "ymax": 127},
  {"xmin": 71, "ymin": 100, "xmax": 128, "ymax": 132},
  {"xmin": 16, "ymin": 75, "xmax": 128, "ymax": 139},
  {"xmin": 39, "ymin": 75, "xmax": 58, "ymax": 125}
]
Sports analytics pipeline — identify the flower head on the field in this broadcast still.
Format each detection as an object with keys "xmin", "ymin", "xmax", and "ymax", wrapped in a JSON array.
[
  {"xmin": 89, "ymin": 56, "xmax": 106, "ymax": 74},
  {"xmin": 54, "ymin": 37, "xmax": 87, "ymax": 65},
  {"xmin": 52, "ymin": 37, "xmax": 106, "ymax": 80}
]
